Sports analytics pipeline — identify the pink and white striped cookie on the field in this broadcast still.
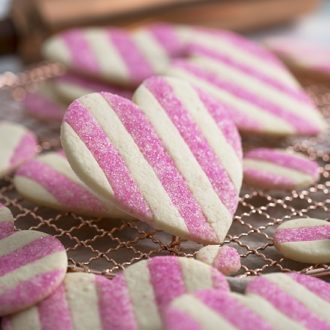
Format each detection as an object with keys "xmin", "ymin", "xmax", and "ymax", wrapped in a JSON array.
[
  {"xmin": 0, "ymin": 203, "xmax": 14, "ymax": 239},
  {"xmin": 61, "ymin": 76, "xmax": 242, "ymax": 243},
  {"xmin": 164, "ymin": 289, "xmax": 278, "ymax": 330},
  {"xmin": 166, "ymin": 56, "xmax": 325, "ymax": 136},
  {"xmin": 0, "ymin": 121, "xmax": 38, "ymax": 178},
  {"xmin": 0, "ymin": 230, "xmax": 67, "ymax": 316},
  {"xmin": 2, "ymin": 272, "xmax": 113, "ymax": 330},
  {"xmin": 23, "ymin": 83, "xmax": 65, "ymax": 122},
  {"xmin": 243, "ymin": 148, "xmax": 320, "ymax": 190},
  {"xmin": 95, "ymin": 256, "xmax": 228, "ymax": 330},
  {"xmin": 14, "ymin": 151, "xmax": 129, "ymax": 219},
  {"xmin": 246, "ymin": 272, "xmax": 330, "ymax": 329},
  {"xmin": 195, "ymin": 245, "xmax": 241, "ymax": 275},
  {"xmin": 274, "ymin": 218, "xmax": 330, "ymax": 264},
  {"xmin": 53, "ymin": 73, "xmax": 133, "ymax": 103},
  {"xmin": 43, "ymin": 27, "xmax": 172, "ymax": 86}
]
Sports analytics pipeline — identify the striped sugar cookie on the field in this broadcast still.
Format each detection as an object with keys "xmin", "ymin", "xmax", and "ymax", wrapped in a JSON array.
[
  {"xmin": 166, "ymin": 57, "xmax": 326, "ymax": 136},
  {"xmin": 14, "ymin": 151, "xmax": 129, "ymax": 219},
  {"xmin": 243, "ymin": 148, "xmax": 320, "ymax": 190},
  {"xmin": 0, "ymin": 203, "xmax": 14, "ymax": 239},
  {"xmin": 246, "ymin": 272, "xmax": 330, "ymax": 329},
  {"xmin": 0, "ymin": 121, "xmax": 38, "ymax": 178},
  {"xmin": 274, "ymin": 218, "xmax": 330, "ymax": 264},
  {"xmin": 0, "ymin": 230, "xmax": 67, "ymax": 316},
  {"xmin": 42, "ymin": 27, "xmax": 172, "ymax": 86},
  {"xmin": 93, "ymin": 256, "xmax": 228, "ymax": 330},
  {"xmin": 53, "ymin": 73, "xmax": 133, "ymax": 103},
  {"xmin": 164, "ymin": 289, "xmax": 278, "ymax": 330},
  {"xmin": 61, "ymin": 76, "xmax": 242, "ymax": 243},
  {"xmin": 23, "ymin": 82, "xmax": 65, "ymax": 122},
  {"xmin": 195, "ymin": 245, "xmax": 241, "ymax": 275}
]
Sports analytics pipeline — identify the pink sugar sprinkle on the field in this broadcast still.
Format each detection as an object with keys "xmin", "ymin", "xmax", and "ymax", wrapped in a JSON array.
[
  {"xmin": 0, "ymin": 222, "xmax": 14, "ymax": 239},
  {"xmin": 214, "ymin": 246, "xmax": 241, "ymax": 275}
]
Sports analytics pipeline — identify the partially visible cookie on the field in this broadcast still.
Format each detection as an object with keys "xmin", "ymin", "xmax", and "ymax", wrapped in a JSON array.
[
  {"xmin": 0, "ymin": 203, "xmax": 14, "ymax": 239},
  {"xmin": 243, "ymin": 148, "xmax": 320, "ymax": 190},
  {"xmin": 274, "ymin": 218, "xmax": 330, "ymax": 264},
  {"xmin": 0, "ymin": 121, "xmax": 38, "ymax": 178},
  {"xmin": 14, "ymin": 151, "xmax": 129, "ymax": 218},
  {"xmin": 195, "ymin": 245, "xmax": 241, "ymax": 275},
  {"xmin": 0, "ymin": 230, "xmax": 67, "ymax": 316}
]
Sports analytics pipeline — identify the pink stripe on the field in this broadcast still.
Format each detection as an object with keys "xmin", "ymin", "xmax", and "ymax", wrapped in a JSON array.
[
  {"xmin": 173, "ymin": 60, "xmax": 321, "ymax": 135},
  {"xmin": 96, "ymin": 273, "xmax": 137, "ymax": 330},
  {"xmin": 148, "ymin": 257, "xmax": 186, "ymax": 314},
  {"xmin": 214, "ymin": 246, "xmax": 241, "ymax": 275},
  {"xmin": 0, "ymin": 222, "xmax": 14, "ymax": 239},
  {"xmin": 245, "ymin": 149, "xmax": 319, "ymax": 178},
  {"xmin": 247, "ymin": 277, "xmax": 330, "ymax": 330},
  {"xmin": 109, "ymin": 29, "xmax": 153, "ymax": 83},
  {"xmin": 24, "ymin": 92, "xmax": 64, "ymax": 122},
  {"xmin": 103, "ymin": 92, "xmax": 216, "ymax": 242},
  {"xmin": 275, "ymin": 225, "xmax": 330, "ymax": 243},
  {"xmin": 164, "ymin": 308, "xmax": 204, "ymax": 330},
  {"xmin": 196, "ymin": 290, "xmax": 273, "ymax": 330},
  {"xmin": 62, "ymin": 29, "xmax": 99, "ymax": 73},
  {"xmin": 9, "ymin": 132, "xmax": 37, "ymax": 168},
  {"xmin": 197, "ymin": 89, "xmax": 242, "ymax": 160},
  {"xmin": 0, "ymin": 235, "xmax": 64, "ymax": 276},
  {"xmin": 0, "ymin": 270, "xmax": 65, "ymax": 316},
  {"xmin": 16, "ymin": 159, "xmax": 108, "ymax": 216},
  {"xmin": 145, "ymin": 76, "xmax": 238, "ymax": 215},
  {"xmin": 64, "ymin": 100, "xmax": 152, "ymax": 219},
  {"xmin": 211, "ymin": 267, "xmax": 230, "ymax": 291},
  {"xmin": 38, "ymin": 284, "xmax": 73, "ymax": 330},
  {"xmin": 289, "ymin": 273, "xmax": 330, "ymax": 303},
  {"xmin": 188, "ymin": 43, "xmax": 311, "ymax": 104},
  {"xmin": 1, "ymin": 318, "xmax": 13, "ymax": 330}
]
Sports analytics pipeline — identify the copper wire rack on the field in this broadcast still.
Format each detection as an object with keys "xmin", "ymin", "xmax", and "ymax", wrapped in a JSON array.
[{"xmin": 0, "ymin": 63, "xmax": 329, "ymax": 278}]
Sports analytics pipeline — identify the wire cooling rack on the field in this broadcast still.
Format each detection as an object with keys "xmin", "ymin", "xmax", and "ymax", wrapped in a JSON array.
[{"xmin": 0, "ymin": 63, "xmax": 329, "ymax": 278}]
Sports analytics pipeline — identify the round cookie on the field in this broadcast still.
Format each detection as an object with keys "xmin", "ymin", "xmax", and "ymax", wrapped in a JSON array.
[
  {"xmin": 53, "ymin": 73, "xmax": 133, "ymax": 103},
  {"xmin": 0, "ymin": 230, "xmax": 67, "ymax": 316},
  {"xmin": 61, "ymin": 76, "xmax": 242, "ymax": 243},
  {"xmin": 2, "ymin": 272, "xmax": 114, "ymax": 330},
  {"xmin": 274, "ymin": 218, "xmax": 330, "ymax": 264},
  {"xmin": 91, "ymin": 256, "xmax": 229, "ymax": 330},
  {"xmin": 0, "ymin": 121, "xmax": 38, "ymax": 178},
  {"xmin": 14, "ymin": 151, "xmax": 129, "ymax": 218},
  {"xmin": 243, "ymin": 148, "xmax": 320, "ymax": 190},
  {"xmin": 42, "ymin": 27, "xmax": 171, "ymax": 86},
  {"xmin": 23, "ymin": 82, "xmax": 65, "ymax": 122},
  {"xmin": 0, "ymin": 203, "xmax": 15, "ymax": 239},
  {"xmin": 246, "ymin": 272, "xmax": 330, "ymax": 329},
  {"xmin": 195, "ymin": 245, "xmax": 241, "ymax": 275},
  {"xmin": 166, "ymin": 56, "xmax": 325, "ymax": 136}
]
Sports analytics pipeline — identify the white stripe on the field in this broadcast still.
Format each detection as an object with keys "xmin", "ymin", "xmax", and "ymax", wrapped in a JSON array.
[
  {"xmin": 42, "ymin": 37, "xmax": 71, "ymax": 66},
  {"xmin": 124, "ymin": 260, "xmax": 162, "ymax": 328},
  {"xmin": 168, "ymin": 77, "xmax": 242, "ymax": 190},
  {"xmin": 0, "ymin": 251, "xmax": 66, "ymax": 294},
  {"xmin": 134, "ymin": 86, "xmax": 238, "ymax": 241},
  {"xmin": 0, "ymin": 206, "xmax": 13, "ymax": 222},
  {"xmin": 166, "ymin": 67, "xmax": 295, "ymax": 135},
  {"xmin": 79, "ymin": 94, "xmax": 188, "ymax": 235},
  {"xmin": 9, "ymin": 306, "xmax": 42, "ymax": 330},
  {"xmin": 65, "ymin": 273, "xmax": 103, "ymax": 330},
  {"xmin": 54, "ymin": 80, "xmax": 90, "ymax": 102},
  {"xmin": 196, "ymin": 246, "xmax": 220, "ymax": 266}
]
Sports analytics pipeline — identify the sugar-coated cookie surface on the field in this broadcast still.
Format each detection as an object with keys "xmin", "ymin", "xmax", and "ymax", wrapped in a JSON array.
[
  {"xmin": 43, "ymin": 27, "xmax": 171, "ymax": 86},
  {"xmin": 243, "ymin": 148, "xmax": 320, "ymax": 190},
  {"xmin": 91, "ymin": 256, "xmax": 228, "ymax": 330},
  {"xmin": 0, "ymin": 230, "xmax": 67, "ymax": 316},
  {"xmin": 274, "ymin": 218, "xmax": 330, "ymax": 264},
  {"xmin": 1, "ymin": 272, "xmax": 114, "ymax": 330},
  {"xmin": 23, "ymin": 83, "xmax": 65, "ymax": 122},
  {"xmin": 0, "ymin": 121, "xmax": 38, "ymax": 178},
  {"xmin": 246, "ymin": 272, "xmax": 330, "ymax": 329},
  {"xmin": 195, "ymin": 245, "xmax": 241, "ymax": 275},
  {"xmin": 14, "ymin": 151, "xmax": 128, "ymax": 218},
  {"xmin": 53, "ymin": 73, "xmax": 133, "ymax": 103},
  {"xmin": 61, "ymin": 76, "xmax": 242, "ymax": 243},
  {"xmin": 0, "ymin": 203, "xmax": 14, "ymax": 239},
  {"xmin": 164, "ymin": 289, "xmax": 277, "ymax": 330}
]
